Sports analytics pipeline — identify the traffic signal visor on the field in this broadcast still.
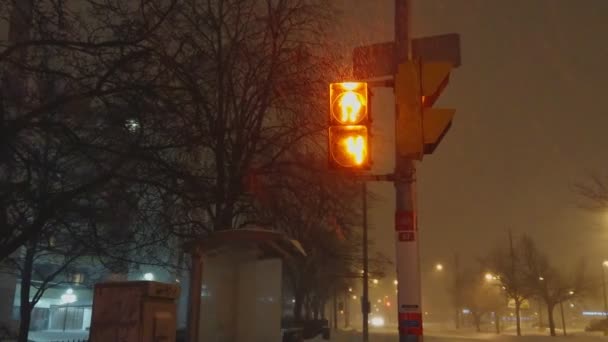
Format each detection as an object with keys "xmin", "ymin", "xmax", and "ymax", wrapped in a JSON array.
[{"xmin": 330, "ymin": 82, "xmax": 368, "ymax": 124}]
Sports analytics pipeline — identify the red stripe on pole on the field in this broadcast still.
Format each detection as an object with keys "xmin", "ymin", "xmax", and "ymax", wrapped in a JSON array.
[{"xmin": 399, "ymin": 312, "xmax": 423, "ymax": 336}]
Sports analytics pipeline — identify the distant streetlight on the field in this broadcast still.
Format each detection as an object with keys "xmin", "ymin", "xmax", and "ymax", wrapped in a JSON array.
[
  {"xmin": 143, "ymin": 272, "xmax": 154, "ymax": 281},
  {"xmin": 538, "ymin": 276, "xmax": 544, "ymax": 281},
  {"xmin": 569, "ymin": 290, "xmax": 574, "ymax": 295},
  {"xmin": 393, "ymin": 280, "xmax": 398, "ymax": 285},
  {"xmin": 352, "ymin": 295, "xmax": 358, "ymax": 300},
  {"xmin": 349, "ymin": 287, "xmax": 353, "ymax": 292},
  {"xmin": 372, "ymin": 279, "xmax": 379, "ymax": 285},
  {"xmin": 484, "ymin": 273, "xmax": 494, "ymax": 282},
  {"xmin": 435, "ymin": 263, "xmax": 444, "ymax": 271}
]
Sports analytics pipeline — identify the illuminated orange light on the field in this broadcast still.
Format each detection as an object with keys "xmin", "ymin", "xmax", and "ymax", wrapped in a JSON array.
[
  {"xmin": 330, "ymin": 82, "xmax": 367, "ymax": 124},
  {"xmin": 343, "ymin": 135, "xmax": 366, "ymax": 165},
  {"xmin": 339, "ymin": 91, "xmax": 364, "ymax": 123},
  {"xmin": 341, "ymin": 82, "xmax": 360, "ymax": 91}
]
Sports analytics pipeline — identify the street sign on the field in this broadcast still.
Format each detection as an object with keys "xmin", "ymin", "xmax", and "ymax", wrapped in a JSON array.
[
  {"xmin": 353, "ymin": 33, "xmax": 460, "ymax": 80},
  {"xmin": 353, "ymin": 41, "xmax": 395, "ymax": 79},
  {"xmin": 412, "ymin": 33, "xmax": 461, "ymax": 67}
]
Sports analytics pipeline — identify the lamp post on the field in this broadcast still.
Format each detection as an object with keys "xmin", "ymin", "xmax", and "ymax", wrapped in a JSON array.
[{"xmin": 602, "ymin": 261, "xmax": 608, "ymax": 336}]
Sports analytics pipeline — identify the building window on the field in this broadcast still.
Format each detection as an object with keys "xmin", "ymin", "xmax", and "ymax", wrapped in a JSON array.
[{"xmin": 71, "ymin": 273, "xmax": 84, "ymax": 284}]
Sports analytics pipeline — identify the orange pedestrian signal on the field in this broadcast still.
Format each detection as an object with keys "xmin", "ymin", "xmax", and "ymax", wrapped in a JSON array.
[
  {"xmin": 328, "ymin": 82, "xmax": 371, "ymax": 169},
  {"xmin": 330, "ymin": 82, "xmax": 368, "ymax": 124}
]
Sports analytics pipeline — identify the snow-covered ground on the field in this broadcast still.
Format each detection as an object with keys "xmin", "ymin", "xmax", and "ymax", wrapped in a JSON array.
[{"xmin": 310, "ymin": 328, "xmax": 608, "ymax": 342}]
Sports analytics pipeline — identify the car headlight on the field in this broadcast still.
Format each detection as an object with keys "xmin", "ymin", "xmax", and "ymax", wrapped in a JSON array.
[{"xmin": 370, "ymin": 316, "xmax": 385, "ymax": 327}]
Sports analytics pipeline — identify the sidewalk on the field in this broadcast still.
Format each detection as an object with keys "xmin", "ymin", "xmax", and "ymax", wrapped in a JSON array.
[{"xmin": 27, "ymin": 330, "xmax": 89, "ymax": 342}]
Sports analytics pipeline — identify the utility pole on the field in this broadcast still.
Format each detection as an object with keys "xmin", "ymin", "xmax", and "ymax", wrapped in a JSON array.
[
  {"xmin": 362, "ymin": 181, "xmax": 370, "ymax": 341},
  {"xmin": 602, "ymin": 262, "xmax": 608, "ymax": 336},
  {"xmin": 394, "ymin": 0, "xmax": 423, "ymax": 341}
]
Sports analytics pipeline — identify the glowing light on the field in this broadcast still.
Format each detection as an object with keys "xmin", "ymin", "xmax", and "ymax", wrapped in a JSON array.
[
  {"xmin": 569, "ymin": 290, "xmax": 574, "ymax": 295},
  {"xmin": 143, "ymin": 272, "xmax": 154, "ymax": 281},
  {"xmin": 372, "ymin": 279, "xmax": 379, "ymax": 285},
  {"xmin": 377, "ymin": 299, "xmax": 381, "ymax": 303},
  {"xmin": 348, "ymin": 287, "xmax": 352, "ymax": 292},
  {"xmin": 370, "ymin": 316, "xmax": 385, "ymax": 327},
  {"xmin": 435, "ymin": 263, "xmax": 444, "ymax": 271},
  {"xmin": 60, "ymin": 288, "xmax": 77, "ymax": 304},
  {"xmin": 341, "ymin": 82, "xmax": 359, "ymax": 91},
  {"xmin": 570, "ymin": 303, "xmax": 575, "ymax": 308},
  {"xmin": 352, "ymin": 295, "xmax": 357, "ymax": 300},
  {"xmin": 394, "ymin": 280, "xmax": 398, "ymax": 285},
  {"xmin": 485, "ymin": 273, "xmax": 494, "ymax": 281},
  {"xmin": 603, "ymin": 260, "xmax": 608, "ymax": 267},
  {"xmin": 386, "ymin": 301, "xmax": 391, "ymax": 307},
  {"xmin": 539, "ymin": 276, "xmax": 544, "ymax": 281},
  {"xmin": 330, "ymin": 82, "xmax": 367, "ymax": 124},
  {"xmin": 343, "ymin": 135, "xmax": 366, "ymax": 165}
]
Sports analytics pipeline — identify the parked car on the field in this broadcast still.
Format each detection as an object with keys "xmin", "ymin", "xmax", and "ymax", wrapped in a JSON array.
[
  {"xmin": 585, "ymin": 319, "xmax": 608, "ymax": 332},
  {"xmin": 282, "ymin": 318, "xmax": 330, "ymax": 341}
]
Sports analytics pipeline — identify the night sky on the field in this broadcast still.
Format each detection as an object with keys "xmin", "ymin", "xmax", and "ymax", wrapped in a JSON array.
[
  {"xmin": 336, "ymin": 0, "xmax": 608, "ymax": 312},
  {"xmin": 4, "ymin": 0, "xmax": 608, "ymax": 315}
]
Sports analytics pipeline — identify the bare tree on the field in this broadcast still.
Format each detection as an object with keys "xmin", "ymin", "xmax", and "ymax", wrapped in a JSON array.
[
  {"xmin": 519, "ymin": 235, "xmax": 586, "ymax": 336},
  {"xmin": 485, "ymin": 231, "xmax": 534, "ymax": 336},
  {"xmin": 460, "ymin": 269, "xmax": 504, "ymax": 333},
  {"xmin": 0, "ymin": 0, "xmax": 178, "ymax": 261}
]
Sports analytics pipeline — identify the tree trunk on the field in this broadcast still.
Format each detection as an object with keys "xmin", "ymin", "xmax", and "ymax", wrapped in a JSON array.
[
  {"xmin": 332, "ymin": 291, "xmax": 337, "ymax": 329},
  {"xmin": 515, "ymin": 299, "xmax": 522, "ymax": 336},
  {"xmin": 473, "ymin": 313, "xmax": 481, "ymax": 332},
  {"xmin": 547, "ymin": 303, "xmax": 556, "ymax": 336},
  {"xmin": 559, "ymin": 301, "xmax": 567, "ymax": 336},
  {"xmin": 538, "ymin": 300, "xmax": 544, "ymax": 331},
  {"xmin": 304, "ymin": 296, "xmax": 312, "ymax": 320},
  {"xmin": 494, "ymin": 312, "xmax": 500, "ymax": 334},
  {"xmin": 454, "ymin": 309, "xmax": 460, "ymax": 329},
  {"xmin": 18, "ymin": 241, "xmax": 36, "ymax": 342},
  {"xmin": 293, "ymin": 292, "xmax": 303, "ymax": 320}
]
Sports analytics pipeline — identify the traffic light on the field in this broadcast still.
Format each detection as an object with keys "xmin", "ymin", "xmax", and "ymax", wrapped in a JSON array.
[
  {"xmin": 328, "ymin": 82, "xmax": 371, "ymax": 169},
  {"xmin": 395, "ymin": 60, "xmax": 455, "ymax": 160}
]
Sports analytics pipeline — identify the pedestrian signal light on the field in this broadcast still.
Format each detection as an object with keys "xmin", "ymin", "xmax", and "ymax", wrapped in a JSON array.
[
  {"xmin": 328, "ymin": 82, "xmax": 370, "ymax": 169},
  {"xmin": 330, "ymin": 82, "xmax": 368, "ymax": 124}
]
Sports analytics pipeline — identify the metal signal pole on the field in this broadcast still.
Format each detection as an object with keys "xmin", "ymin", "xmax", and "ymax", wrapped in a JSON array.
[
  {"xmin": 394, "ymin": 0, "xmax": 423, "ymax": 341},
  {"xmin": 362, "ymin": 181, "xmax": 370, "ymax": 341}
]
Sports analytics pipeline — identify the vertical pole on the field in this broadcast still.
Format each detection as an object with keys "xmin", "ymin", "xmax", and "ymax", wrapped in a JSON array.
[
  {"xmin": 345, "ymin": 293, "xmax": 350, "ymax": 328},
  {"xmin": 453, "ymin": 253, "xmax": 460, "ymax": 330},
  {"xmin": 538, "ymin": 300, "xmax": 543, "ymax": 331},
  {"xmin": 187, "ymin": 248, "xmax": 203, "ymax": 342},
  {"xmin": 362, "ymin": 181, "xmax": 370, "ymax": 342},
  {"xmin": 394, "ymin": 0, "xmax": 422, "ymax": 341},
  {"xmin": 602, "ymin": 264, "xmax": 608, "ymax": 335},
  {"xmin": 559, "ymin": 301, "xmax": 566, "ymax": 336},
  {"xmin": 333, "ymin": 289, "xmax": 338, "ymax": 329}
]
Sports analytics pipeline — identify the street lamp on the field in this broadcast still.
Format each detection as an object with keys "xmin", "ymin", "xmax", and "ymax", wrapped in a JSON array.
[
  {"xmin": 435, "ymin": 263, "xmax": 444, "ymax": 271},
  {"xmin": 372, "ymin": 279, "xmax": 379, "ymax": 285},
  {"xmin": 484, "ymin": 273, "xmax": 494, "ymax": 282}
]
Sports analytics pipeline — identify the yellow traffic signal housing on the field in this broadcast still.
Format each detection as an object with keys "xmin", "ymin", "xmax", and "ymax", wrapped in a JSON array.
[
  {"xmin": 395, "ymin": 61, "xmax": 455, "ymax": 160},
  {"xmin": 328, "ymin": 82, "xmax": 371, "ymax": 169}
]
